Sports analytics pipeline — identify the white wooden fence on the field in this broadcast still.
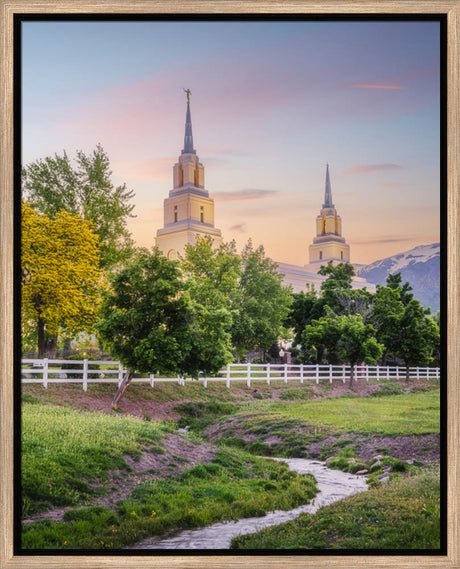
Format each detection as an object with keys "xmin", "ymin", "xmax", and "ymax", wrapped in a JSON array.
[{"xmin": 21, "ymin": 359, "xmax": 440, "ymax": 392}]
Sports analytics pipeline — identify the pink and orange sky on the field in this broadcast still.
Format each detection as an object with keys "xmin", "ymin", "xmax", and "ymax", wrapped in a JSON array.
[{"xmin": 21, "ymin": 19, "xmax": 441, "ymax": 265}]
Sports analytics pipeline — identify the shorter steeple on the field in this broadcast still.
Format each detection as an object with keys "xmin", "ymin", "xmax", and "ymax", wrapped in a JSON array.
[
  {"xmin": 308, "ymin": 164, "xmax": 350, "ymax": 266},
  {"xmin": 323, "ymin": 163, "xmax": 334, "ymax": 208}
]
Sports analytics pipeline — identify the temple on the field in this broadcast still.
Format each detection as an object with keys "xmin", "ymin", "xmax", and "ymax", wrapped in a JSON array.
[
  {"xmin": 308, "ymin": 164, "xmax": 350, "ymax": 265},
  {"xmin": 155, "ymin": 91, "xmax": 223, "ymax": 260}
]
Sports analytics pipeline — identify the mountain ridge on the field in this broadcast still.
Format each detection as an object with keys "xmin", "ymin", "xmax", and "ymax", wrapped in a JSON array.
[{"xmin": 357, "ymin": 243, "xmax": 440, "ymax": 313}]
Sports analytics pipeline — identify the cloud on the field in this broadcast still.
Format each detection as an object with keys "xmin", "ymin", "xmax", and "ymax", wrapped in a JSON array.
[
  {"xmin": 342, "ymin": 164, "xmax": 404, "ymax": 175},
  {"xmin": 228, "ymin": 223, "xmax": 247, "ymax": 233},
  {"xmin": 355, "ymin": 84, "xmax": 404, "ymax": 90},
  {"xmin": 351, "ymin": 236, "xmax": 415, "ymax": 245},
  {"xmin": 213, "ymin": 189, "xmax": 279, "ymax": 202}
]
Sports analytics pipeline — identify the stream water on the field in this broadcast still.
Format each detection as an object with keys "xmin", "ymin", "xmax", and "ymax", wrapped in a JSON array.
[{"xmin": 129, "ymin": 458, "xmax": 368, "ymax": 550}]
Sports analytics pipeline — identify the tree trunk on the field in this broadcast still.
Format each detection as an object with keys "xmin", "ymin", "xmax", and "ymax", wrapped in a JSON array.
[
  {"xmin": 405, "ymin": 363, "xmax": 410, "ymax": 384},
  {"xmin": 349, "ymin": 361, "xmax": 355, "ymax": 389},
  {"xmin": 37, "ymin": 317, "xmax": 46, "ymax": 358},
  {"xmin": 47, "ymin": 335, "xmax": 57, "ymax": 359},
  {"xmin": 112, "ymin": 369, "xmax": 133, "ymax": 410}
]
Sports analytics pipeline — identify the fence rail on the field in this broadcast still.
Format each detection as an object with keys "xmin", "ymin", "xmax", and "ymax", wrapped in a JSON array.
[{"xmin": 21, "ymin": 359, "xmax": 440, "ymax": 392}]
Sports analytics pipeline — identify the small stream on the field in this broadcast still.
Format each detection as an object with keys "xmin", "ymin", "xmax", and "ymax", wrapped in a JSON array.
[{"xmin": 129, "ymin": 458, "xmax": 368, "ymax": 550}]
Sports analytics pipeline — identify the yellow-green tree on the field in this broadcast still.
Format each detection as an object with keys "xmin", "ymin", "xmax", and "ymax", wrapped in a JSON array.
[{"xmin": 22, "ymin": 202, "xmax": 106, "ymax": 357}]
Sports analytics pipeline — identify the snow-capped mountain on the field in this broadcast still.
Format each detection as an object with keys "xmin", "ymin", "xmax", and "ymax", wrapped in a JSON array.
[{"xmin": 357, "ymin": 243, "xmax": 440, "ymax": 313}]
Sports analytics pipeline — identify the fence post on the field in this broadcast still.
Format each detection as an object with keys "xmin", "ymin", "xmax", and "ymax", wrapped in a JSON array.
[
  {"xmin": 43, "ymin": 358, "xmax": 48, "ymax": 389},
  {"xmin": 83, "ymin": 359, "xmax": 88, "ymax": 392},
  {"xmin": 266, "ymin": 363, "xmax": 270, "ymax": 385},
  {"xmin": 342, "ymin": 364, "xmax": 346, "ymax": 384},
  {"xmin": 416, "ymin": 367, "xmax": 420, "ymax": 381},
  {"xmin": 426, "ymin": 367, "xmax": 429, "ymax": 380},
  {"xmin": 365, "ymin": 364, "xmax": 369, "ymax": 382},
  {"xmin": 150, "ymin": 374, "xmax": 155, "ymax": 388},
  {"xmin": 284, "ymin": 363, "xmax": 288, "ymax": 384},
  {"xmin": 118, "ymin": 363, "xmax": 124, "ymax": 387},
  {"xmin": 203, "ymin": 377, "xmax": 208, "ymax": 388},
  {"xmin": 436, "ymin": 367, "xmax": 440, "ymax": 380},
  {"xmin": 300, "ymin": 364, "xmax": 304, "ymax": 384},
  {"xmin": 226, "ymin": 364, "xmax": 231, "ymax": 388},
  {"xmin": 315, "ymin": 364, "xmax": 319, "ymax": 384},
  {"xmin": 329, "ymin": 364, "xmax": 333, "ymax": 384},
  {"xmin": 247, "ymin": 363, "xmax": 251, "ymax": 387},
  {"xmin": 387, "ymin": 365, "xmax": 390, "ymax": 380}
]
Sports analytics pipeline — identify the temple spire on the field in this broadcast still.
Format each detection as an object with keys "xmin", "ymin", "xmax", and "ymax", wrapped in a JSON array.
[
  {"xmin": 182, "ymin": 89, "xmax": 195, "ymax": 155},
  {"xmin": 323, "ymin": 163, "xmax": 334, "ymax": 208}
]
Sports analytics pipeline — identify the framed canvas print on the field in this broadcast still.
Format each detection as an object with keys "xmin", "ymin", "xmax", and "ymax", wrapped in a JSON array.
[{"xmin": 1, "ymin": 1, "xmax": 459, "ymax": 568}]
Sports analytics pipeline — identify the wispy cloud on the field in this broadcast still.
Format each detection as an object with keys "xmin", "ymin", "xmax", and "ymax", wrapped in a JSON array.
[
  {"xmin": 213, "ymin": 189, "xmax": 279, "ymax": 202},
  {"xmin": 355, "ymin": 84, "xmax": 404, "ymax": 90},
  {"xmin": 351, "ymin": 236, "xmax": 415, "ymax": 245},
  {"xmin": 343, "ymin": 164, "xmax": 404, "ymax": 175},
  {"xmin": 228, "ymin": 223, "xmax": 247, "ymax": 233}
]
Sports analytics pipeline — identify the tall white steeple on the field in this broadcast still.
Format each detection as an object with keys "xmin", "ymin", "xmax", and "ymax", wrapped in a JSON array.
[
  {"xmin": 308, "ymin": 164, "xmax": 350, "ymax": 266},
  {"xmin": 155, "ymin": 91, "xmax": 223, "ymax": 259}
]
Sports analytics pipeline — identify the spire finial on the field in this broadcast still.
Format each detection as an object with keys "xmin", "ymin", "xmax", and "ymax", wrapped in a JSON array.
[
  {"xmin": 182, "ymin": 90, "xmax": 195, "ymax": 154},
  {"xmin": 323, "ymin": 163, "xmax": 334, "ymax": 208}
]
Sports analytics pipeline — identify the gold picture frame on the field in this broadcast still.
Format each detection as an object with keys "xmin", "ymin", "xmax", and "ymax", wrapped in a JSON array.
[{"xmin": 1, "ymin": 1, "xmax": 459, "ymax": 567}]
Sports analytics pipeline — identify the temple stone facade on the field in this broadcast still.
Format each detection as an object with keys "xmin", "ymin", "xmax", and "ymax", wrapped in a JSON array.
[{"xmin": 155, "ymin": 94, "xmax": 222, "ymax": 260}]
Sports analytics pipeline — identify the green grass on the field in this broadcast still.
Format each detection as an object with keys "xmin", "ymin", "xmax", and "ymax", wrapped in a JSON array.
[
  {"xmin": 231, "ymin": 467, "xmax": 441, "ymax": 550},
  {"xmin": 22, "ymin": 447, "xmax": 317, "ymax": 550},
  {"xmin": 22, "ymin": 402, "xmax": 173, "ymax": 516},
  {"xmin": 242, "ymin": 390, "xmax": 440, "ymax": 436}
]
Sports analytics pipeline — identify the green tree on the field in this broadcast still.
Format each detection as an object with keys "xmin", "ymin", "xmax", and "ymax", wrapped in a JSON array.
[
  {"xmin": 300, "ymin": 308, "xmax": 342, "ymax": 364},
  {"xmin": 97, "ymin": 247, "xmax": 234, "ymax": 408},
  {"xmin": 370, "ymin": 273, "xmax": 439, "ymax": 380},
  {"xmin": 22, "ymin": 144, "xmax": 135, "ymax": 269},
  {"xmin": 180, "ymin": 236, "xmax": 240, "ymax": 374},
  {"xmin": 301, "ymin": 311, "xmax": 383, "ymax": 386},
  {"xmin": 369, "ymin": 284, "xmax": 405, "ymax": 364},
  {"xmin": 285, "ymin": 286, "xmax": 322, "ymax": 347},
  {"xmin": 393, "ymin": 299, "xmax": 440, "ymax": 383},
  {"xmin": 385, "ymin": 272, "xmax": 414, "ymax": 305},
  {"xmin": 335, "ymin": 314, "xmax": 383, "ymax": 387},
  {"xmin": 319, "ymin": 261, "xmax": 372, "ymax": 318},
  {"xmin": 22, "ymin": 202, "xmax": 105, "ymax": 357},
  {"xmin": 231, "ymin": 241, "xmax": 293, "ymax": 360}
]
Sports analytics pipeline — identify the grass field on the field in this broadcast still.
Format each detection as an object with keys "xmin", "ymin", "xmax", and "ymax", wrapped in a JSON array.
[
  {"xmin": 231, "ymin": 466, "xmax": 441, "ymax": 550},
  {"xmin": 240, "ymin": 389, "xmax": 440, "ymax": 436},
  {"xmin": 21, "ymin": 402, "xmax": 317, "ymax": 549},
  {"xmin": 21, "ymin": 382, "xmax": 441, "ymax": 550}
]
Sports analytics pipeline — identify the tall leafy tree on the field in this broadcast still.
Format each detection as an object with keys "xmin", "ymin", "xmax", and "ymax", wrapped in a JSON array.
[
  {"xmin": 369, "ymin": 284, "xmax": 405, "ymax": 364},
  {"xmin": 231, "ymin": 240, "xmax": 293, "ymax": 360},
  {"xmin": 393, "ymin": 299, "xmax": 440, "ymax": 383},
  {"xmin": 180, "ymin": 236, "xmax": 239, "ymax": 374},
  {"xmin": 97, "ymin": 247, "xmax": 234, "ymax": 408},
  {"xmin": 22, "ymin": 144, "xmax": 135, "ymax": 269},
  {"xmin": 370, "ymin": 273, "xmax": 439, "ymax": 379},
  {"xmin": 22, "ymin": 202, "xmax": 105, "ymax": 357}
]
